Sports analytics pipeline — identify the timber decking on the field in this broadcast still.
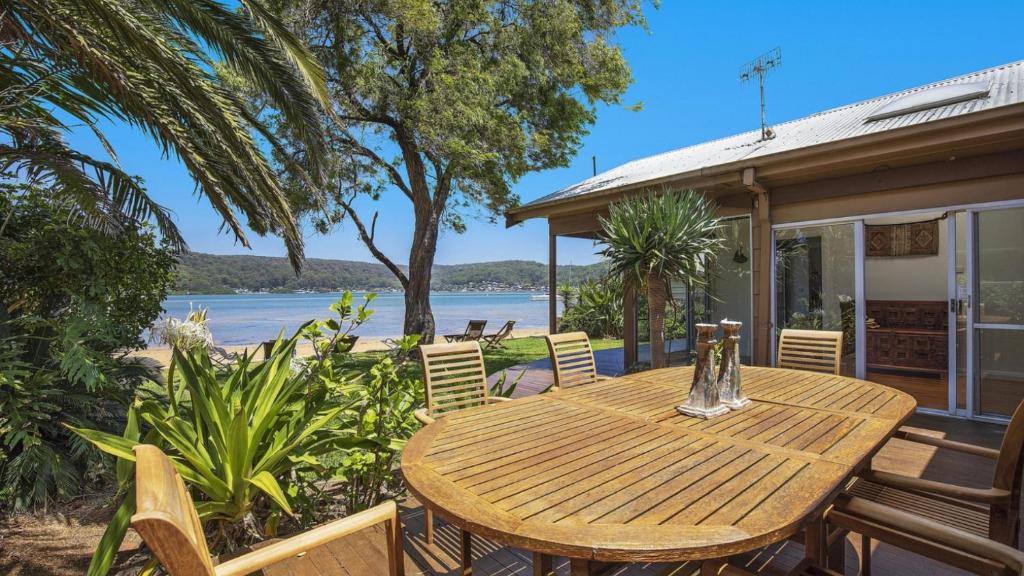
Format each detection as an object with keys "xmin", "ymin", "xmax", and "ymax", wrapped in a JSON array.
[{"xmin": 403, "ymin": 367, "xmax": 916, "ymax": 565}]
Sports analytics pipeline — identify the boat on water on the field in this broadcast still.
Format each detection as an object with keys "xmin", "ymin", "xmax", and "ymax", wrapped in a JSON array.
[{"xmin": 529, "ymin": 294, "xmax": 549, "ymax": 301}]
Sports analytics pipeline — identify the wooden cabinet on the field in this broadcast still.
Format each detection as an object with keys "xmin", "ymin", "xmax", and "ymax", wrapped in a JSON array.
[{"xmin": 866, "ymin": 301, "xmax": 948, "ymax": 376}]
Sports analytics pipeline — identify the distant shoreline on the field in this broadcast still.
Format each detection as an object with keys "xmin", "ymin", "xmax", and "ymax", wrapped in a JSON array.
[
  {"xmin": 134, "ymin": 327, "xmax": 551, "ymax": 366},
  {"xmin": 167, "ymin": 289, "xmax": 550, "ymax": 296}
]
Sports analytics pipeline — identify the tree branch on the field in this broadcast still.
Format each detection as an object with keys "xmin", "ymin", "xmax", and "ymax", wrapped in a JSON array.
[{"xmin": 339, "ymin": 200, "xmax": 409, "ymax": 288}]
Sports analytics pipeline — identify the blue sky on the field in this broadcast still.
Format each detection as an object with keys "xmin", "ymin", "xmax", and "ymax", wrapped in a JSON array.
[{"xmin": 68, "ymin": 0, "xmax": 1023, "ymax": 266}]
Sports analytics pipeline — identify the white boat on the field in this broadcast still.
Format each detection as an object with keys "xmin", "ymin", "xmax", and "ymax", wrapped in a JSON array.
[{"xmin": 529, "ymin": 294, "xmax": 549, "ymax": 301}]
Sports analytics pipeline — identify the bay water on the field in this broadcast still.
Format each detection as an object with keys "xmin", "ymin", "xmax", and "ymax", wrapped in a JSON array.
[{"xmin": 157, "ymin": 292, "xmax": 563, "ymax": 346}]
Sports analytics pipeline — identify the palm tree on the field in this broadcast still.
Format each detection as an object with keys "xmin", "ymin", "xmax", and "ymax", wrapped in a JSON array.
[
  {"xmin": 1, "ymin": 0, "xmax": 330, "ymax": 267},
  {"xmin": 598, "ymin": 189, "xmax": 723, "ymax": 369}
]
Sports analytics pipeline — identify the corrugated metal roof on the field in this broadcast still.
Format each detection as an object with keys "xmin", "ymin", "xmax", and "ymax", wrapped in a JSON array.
[{"xmin": 518, "ymin": 60, "xmax": 1024, "ymax": 211}]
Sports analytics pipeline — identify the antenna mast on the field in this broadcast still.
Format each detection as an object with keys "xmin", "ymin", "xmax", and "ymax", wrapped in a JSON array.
[{"xmin": 739, "ymin": 47, "xmax": 782, "ymax": 140}]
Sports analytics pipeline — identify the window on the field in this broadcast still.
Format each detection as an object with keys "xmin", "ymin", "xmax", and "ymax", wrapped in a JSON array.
[{"xmin": 865, "ymin": 81, "xmax": 989, "ymax": 122}]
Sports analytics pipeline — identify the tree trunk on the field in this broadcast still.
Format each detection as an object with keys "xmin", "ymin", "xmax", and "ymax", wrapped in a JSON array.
[
  {"xmin": 404, "ymin": 202, "xmax": 440, "ymax": 342},
  {"xmin": 647, "ymin": 271, "xmax": 668, "ymax": 369}
]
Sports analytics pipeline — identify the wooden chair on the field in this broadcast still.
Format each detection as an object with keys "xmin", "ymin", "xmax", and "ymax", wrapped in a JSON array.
[
  {"xmin": 710, "ymin": 495, "xmax": 1024, "ymax": 576},
  {"xmin": 130, "ymin": 444, "xmax": 405, "ymax": 576},
  {"xmin": 830, "ymin": 398, "xmax": 1024, "ymax": 575},
  {"xmin": 545, "ymin": 331, "xmax": 609, "ymax": 390},
  {"xmin": 482, "ymin": 320, "xmax": 516, "ymax": 350},
  {"xmin": 414, "ymin": 341, "xmax": 510, "ymax": 552},
  {"xmin": 776, "ymin": 329, "xmax": 843, "ymax": 375},
  {"xmin": 443, "ymin": 319, "xmax": 487, "ymax": 343}
]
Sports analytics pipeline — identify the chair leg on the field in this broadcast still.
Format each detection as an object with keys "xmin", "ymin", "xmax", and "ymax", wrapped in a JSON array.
[
  {"xmin": 861, "ymin": 534, "xmax": 871, "ymax": 576},
  {"xmin": 385, "ymin": 516, "xmax": 405, "ymax": 576},
  {"xmin": 425, "ymin": 507, "xmax": 434, "ymax": 545},
  {"xmin": 460, "ymin": 528, "xmax": 473, "ymax": 576},
  {"xmin": 532, "ymin": 552, "xmax": 553, "ymax": 576}
]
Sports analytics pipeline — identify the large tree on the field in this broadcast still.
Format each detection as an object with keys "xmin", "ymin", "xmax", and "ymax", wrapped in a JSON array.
[
  {"xmin": 1, "ymin": 0, "xmax": 330, "ymax": 265},
  {"xmin": 271, "ymin": 0, "xmax": 649, "ymax": 341}
]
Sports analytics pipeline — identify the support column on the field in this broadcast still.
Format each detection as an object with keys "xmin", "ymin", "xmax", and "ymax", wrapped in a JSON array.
[
  {"xmin": 623, "ymin": 282, "xmax": 637, "ymax": 369},
  {"xmin": 745, "ymin": 168, "xmax": 772, "ymax": 366},
  {"xmin": 548, "ymin": 225, "xmax": 558, "ymax": 334}
]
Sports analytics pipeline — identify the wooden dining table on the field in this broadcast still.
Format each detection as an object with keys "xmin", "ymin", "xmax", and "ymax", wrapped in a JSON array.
[{"xmin": 401, "ymin": 366, "xmax": 916, "ymax": 575}]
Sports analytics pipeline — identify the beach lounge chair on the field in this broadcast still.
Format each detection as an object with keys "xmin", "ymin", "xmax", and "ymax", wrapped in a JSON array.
[
  {"xmin": 209, "ymin": 346, "xmax": 238, "ymax": 369},
  {"xmin": 482, "ymin": 320, "xmax": 516, "ymax": 349},
  {"xmin": 442, "ymin": 319, "xmax": 487, "ymax": 343}
]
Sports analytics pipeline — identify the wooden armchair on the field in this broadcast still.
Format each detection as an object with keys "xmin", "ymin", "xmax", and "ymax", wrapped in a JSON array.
[
  {"xmin": 544, "ymin": 331, "xmax": 609, "ymax": 391},
  {"xmin": 130, "ymin": 445, "xmax": 405, "ymax": 576},
  {"xmin": 709, "ymin": 495, "xmax": 1024, "ymax": 576},
  {"xmin": 776, "ymin": 329, "xmax": 843, "ymax": 375},
  {"xmin": 413, "ymin": 341, "xmax": 510, "ymax": 552},
  {"xmin": 831, "ymin": 398, "xmax": 1024, "ymax": 575}
]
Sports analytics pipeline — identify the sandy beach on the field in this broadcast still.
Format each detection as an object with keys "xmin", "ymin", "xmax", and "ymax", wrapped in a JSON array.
[{"xmin": 132, "ymin": 327, "xmax": 550, "ymax": 366}]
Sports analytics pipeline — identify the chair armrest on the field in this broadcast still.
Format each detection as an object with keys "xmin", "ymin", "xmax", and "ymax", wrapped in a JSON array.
[
  {"xmin": 860, "ymin": 469, "xmax": 1011, "ymax": 504},
  {"xmin": 487, "ymin": 396, "xmax": 512, "ymax": 403},
  {"xmin": 214, "ymin": 501, "xmax": 399, "ymax": 576},
  {"xmin": 829, "ymin": 494, "xmax": 1024, "ymax": 575},
  {"xmin": 893, "ymin": 427, "xmax": 1000, "ymax": 459},
  {"xmin": 414, "ymin": 408, "xmax": 435, "ymax": 425}
]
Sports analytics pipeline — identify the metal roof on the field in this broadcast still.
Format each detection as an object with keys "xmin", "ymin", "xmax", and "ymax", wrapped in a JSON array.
[{"xmin": 516, "ymin": 60, "xmax": 1024, "ymax": 212}]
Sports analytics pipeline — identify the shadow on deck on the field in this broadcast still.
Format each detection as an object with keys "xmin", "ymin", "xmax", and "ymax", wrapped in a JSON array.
[{"xmin": 488, "ymin": 346, "xmax": 625, "ymax": 398}]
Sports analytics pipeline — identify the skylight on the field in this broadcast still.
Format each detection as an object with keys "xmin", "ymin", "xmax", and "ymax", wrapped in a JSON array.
[{"xmin": 865, "ymin": 81, "xmax": 990, "ymax": 122}]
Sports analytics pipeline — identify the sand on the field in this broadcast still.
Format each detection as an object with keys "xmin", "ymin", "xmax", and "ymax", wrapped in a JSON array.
[{"xmin": 132, "ymin": 327, "xmax": 550, "ymax": 366}]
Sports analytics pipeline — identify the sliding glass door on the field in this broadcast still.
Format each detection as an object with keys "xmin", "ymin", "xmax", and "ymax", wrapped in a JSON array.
[
  {"xmin": 774, "ymin": 223, "xmax": 859, "ymax": 376},
  {"xmin": 970, "ymin": 206, "xmax": 1024, "ymax": 419}
]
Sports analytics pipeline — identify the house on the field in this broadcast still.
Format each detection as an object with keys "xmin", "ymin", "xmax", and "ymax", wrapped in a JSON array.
[{"xmin": 506, "ymin": 59, "xmax": 1024, "ymax": 422}]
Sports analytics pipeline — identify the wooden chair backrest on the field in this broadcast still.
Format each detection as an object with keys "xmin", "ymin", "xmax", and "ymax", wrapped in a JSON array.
[
  {"xmin": 545, "ymin": 332, "xmax": 599, "ymax": 389},
  {"xmin": 131, "ymin": 445, "xmax": 215, "ymax": 576},
  {"xmin": 420, "ymin": 341, "xmax": 489, "ymax": 417},
  {"xmin": 991, "ymin": 399, "xmax": 1024, "ymax": 544},
  {"xmin": 776, "ymin": 329, "xmax": 843, "ymax": 375}
]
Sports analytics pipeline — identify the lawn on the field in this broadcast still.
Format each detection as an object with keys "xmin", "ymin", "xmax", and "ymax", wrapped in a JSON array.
[{"xmin": 337, "ymin": 336, "xmax": 623, "ymax": 379}]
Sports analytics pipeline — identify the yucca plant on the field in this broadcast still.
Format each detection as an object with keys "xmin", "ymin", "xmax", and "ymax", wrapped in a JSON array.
[
  {"xmin": 69, "ymin": 331, "xmax": 365, "ymax": 575},
  {"xmin": 599, "ymin": 189, "xmax": 724, "ymax": 368}
]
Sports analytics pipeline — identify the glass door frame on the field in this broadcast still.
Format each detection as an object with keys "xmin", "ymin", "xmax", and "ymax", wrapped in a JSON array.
[
  {"xmin": 769, "ymin": 220, "xmax": 866, "ymax": 380},
  {"xmin": 963, "ymin": 202, "xmax": 1024, "ymax": 423}
]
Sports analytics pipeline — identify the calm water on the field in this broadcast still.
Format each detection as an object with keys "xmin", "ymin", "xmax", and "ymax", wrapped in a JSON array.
[{"xmin": 156, "ymin": 292, "xmax": 563, "ymax": 345}]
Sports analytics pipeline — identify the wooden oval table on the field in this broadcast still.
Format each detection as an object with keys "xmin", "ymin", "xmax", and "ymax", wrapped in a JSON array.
[{"xmin": 402, "ymin": 366, "xmax": 916, "ymax": 574}]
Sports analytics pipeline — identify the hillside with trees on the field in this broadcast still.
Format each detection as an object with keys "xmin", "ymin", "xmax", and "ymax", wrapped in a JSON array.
[{"xmin": 173, "ymin": 252, "xmax": 606, "ymax": 294}]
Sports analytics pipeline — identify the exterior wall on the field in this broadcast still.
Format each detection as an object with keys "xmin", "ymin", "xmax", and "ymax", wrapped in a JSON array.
[{"xmin": 543, "ymin": 150, "xmax": 1024, "ymax": 371}]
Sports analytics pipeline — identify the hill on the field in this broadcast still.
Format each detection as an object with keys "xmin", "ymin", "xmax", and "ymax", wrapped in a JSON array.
[{"xmin": 173, "ymin": 252, "xmax": 605, "ymax": 294}]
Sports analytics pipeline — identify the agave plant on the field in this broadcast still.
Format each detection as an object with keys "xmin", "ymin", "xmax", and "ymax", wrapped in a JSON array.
[
  {"xmin": 599, "ymin": 189, "xmax": 724, "ymax": 368},
  {"xmin": 69, "ymin": 331, "xmax": 365, "ymax": 575}
]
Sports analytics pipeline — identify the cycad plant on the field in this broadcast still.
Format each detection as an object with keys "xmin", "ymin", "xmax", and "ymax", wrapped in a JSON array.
[
  {"xmin": 1, "ymin": 0, "xmax": 329, "ymax": 264},
  {"xmin": 599, "ymin": 189, "xmax": 723, "ymax": 369}
]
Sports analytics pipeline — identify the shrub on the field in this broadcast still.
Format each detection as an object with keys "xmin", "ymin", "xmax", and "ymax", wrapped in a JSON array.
[{"xmin": 560, "ymin": 277, "xmax": 624, "ymax": 338}]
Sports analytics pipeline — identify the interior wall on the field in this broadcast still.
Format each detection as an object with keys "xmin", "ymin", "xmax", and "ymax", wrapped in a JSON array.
[{"xmin": 864, "ymin": 212, "xmax": 948, "ymax": 302}]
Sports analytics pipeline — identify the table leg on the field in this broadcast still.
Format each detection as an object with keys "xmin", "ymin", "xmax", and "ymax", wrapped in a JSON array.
[
  {"xmin": 532, "ymin": 552, "xmax": 553, "ymax": 576},
  {"xmin": 804, "ymin": 517, "xmax": 825, "ymax": 565},
  {"xmin": 460, "ymin": 528, "xmax": 472, "ymax": 576},
  {"xmin": 700, "ymin": 559, "xmax": 729, "ymax": 575},
  {"xmin": 569, "ymin": 558, "xmax": 590, "ymax": 576}
]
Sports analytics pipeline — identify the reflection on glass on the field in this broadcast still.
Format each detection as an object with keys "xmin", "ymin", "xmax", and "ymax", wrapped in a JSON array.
[
  {"xmin": 709, "ymin": 217, "xmax": 753, "ymax": 362},
  {"xmin": 775, "ymin": 224, "xmax": 857, "ymax": 376},
  {"xmin": 977, "ymin": 329, "xmax": 1024, "ymax": 417},
  {"xmin": 978, "ymin": 207, "xmax": 1024, "ymax": 324}
]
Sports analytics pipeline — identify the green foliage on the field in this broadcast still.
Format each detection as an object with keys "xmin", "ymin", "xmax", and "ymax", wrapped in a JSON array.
[
  {"xmin": 71, "ymin": 293, "xmax": 427, "ymax": 575},
  {"xmin": 1, "ymin": 188, "xmax": 177, "ymax": 352},
  {"xmin": 172, "ymin": 252, "xmax": 606, "ymax": 294},
  {"xmin": 0, "ymin": 189, "xmax": 174, "ymax": 511},
  {"xmin": 560, "ymin": 277, "xmax": 625, "ymax": 338},
  {"xmin": 2, "ymin": 0, "xmax": 331, "ymax": 265},
  {"xmin": 264, "ymin": 0, "xmax": 647, "ymax": 337},
  {"xmin": 599, "ymin": 189, "xmax": 724, "ymax": 291}
]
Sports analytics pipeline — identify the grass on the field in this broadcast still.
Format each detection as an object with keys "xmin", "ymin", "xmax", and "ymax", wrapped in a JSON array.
[{"xmin": 336, "ymin": 336, "xmax": 623, "ymax": 380}]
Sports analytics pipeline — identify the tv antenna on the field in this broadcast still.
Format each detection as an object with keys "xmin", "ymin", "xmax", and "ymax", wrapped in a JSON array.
[{"xmin": 739, "ymin": 47, "xmax": 782, "ymax": 140}]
